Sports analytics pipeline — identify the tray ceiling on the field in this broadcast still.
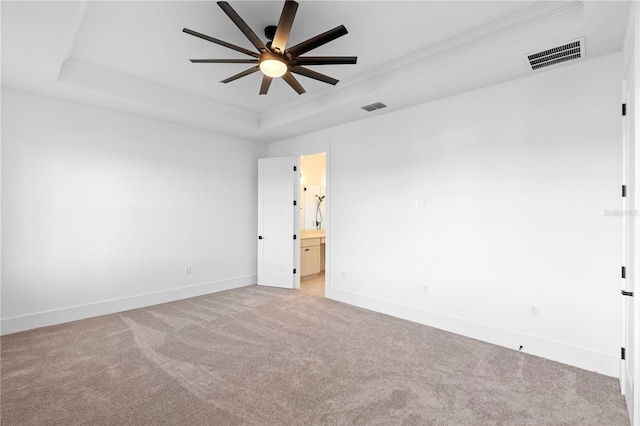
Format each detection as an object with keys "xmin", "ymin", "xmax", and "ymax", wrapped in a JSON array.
[{"xmin": 1, "ymin": 1, "xmax": 631, "ymax": 142}]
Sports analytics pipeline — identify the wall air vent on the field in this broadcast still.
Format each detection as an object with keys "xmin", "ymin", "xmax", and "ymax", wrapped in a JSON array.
[
  {"xmin": 361, "ymin": 102, "xmax": 387, "ymax": 112},
  {"xmin": 523, "ymin": 37, "xmax": 585, "ymax": 71}
]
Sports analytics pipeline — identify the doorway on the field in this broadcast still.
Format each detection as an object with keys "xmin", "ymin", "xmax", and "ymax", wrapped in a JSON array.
[{"xmin": 299, "ymin": 152, "xmax": 326, "ymax": 297}]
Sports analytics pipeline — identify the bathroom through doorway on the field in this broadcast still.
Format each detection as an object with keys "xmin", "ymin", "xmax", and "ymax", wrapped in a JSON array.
[{"xmin": 299, "ymin": 152, "xmax": 326, "ymax": 297}]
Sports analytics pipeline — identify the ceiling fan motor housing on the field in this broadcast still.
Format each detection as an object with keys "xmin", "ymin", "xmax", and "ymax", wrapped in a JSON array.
[{"xmin": 265, "ymin": 25, "xmax": 277, "ymax": 41}]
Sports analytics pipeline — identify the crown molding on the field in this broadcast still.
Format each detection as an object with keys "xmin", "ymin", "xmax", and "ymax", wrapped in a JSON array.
[{"xmin": 58, "ymin": 58, "xmax": 258, "ymax": 122}]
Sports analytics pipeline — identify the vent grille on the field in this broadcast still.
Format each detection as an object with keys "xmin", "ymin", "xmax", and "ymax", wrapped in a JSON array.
[
  {"xmin": 524, "ymin": 37, "xmax": 585, "ymax": 71},
  {"xmin": 361, "ymin": 102, "xmax": 387, "ymax": 112}
]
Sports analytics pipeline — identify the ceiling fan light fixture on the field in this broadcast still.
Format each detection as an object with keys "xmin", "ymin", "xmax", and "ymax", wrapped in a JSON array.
[
  {"xmin": 184, "ymin": 0, "xmax": 357, "ymax": 95},
  {"xmin": 260, "ymin": 55, "xmax": 288, "ymax": 78}
]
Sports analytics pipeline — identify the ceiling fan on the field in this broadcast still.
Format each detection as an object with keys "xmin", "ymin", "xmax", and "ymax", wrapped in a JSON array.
[{"xmin": 183, "ymin": 0, "xmax": 357, "ymax": 95}]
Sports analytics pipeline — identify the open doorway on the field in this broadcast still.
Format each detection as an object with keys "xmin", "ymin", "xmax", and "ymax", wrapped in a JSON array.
[{"xmin": 299, "ymin": 152, "xmax": 326, "ymax": 297}]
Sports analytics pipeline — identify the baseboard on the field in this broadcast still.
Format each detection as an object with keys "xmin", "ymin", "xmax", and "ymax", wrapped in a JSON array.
[
  {"xmin": 1, "ymin": 275, "xmax": 256, "ymax": 335},
  {"xmin": 326, "ymin": 286, "xmax": 619, "ymax": 378}
]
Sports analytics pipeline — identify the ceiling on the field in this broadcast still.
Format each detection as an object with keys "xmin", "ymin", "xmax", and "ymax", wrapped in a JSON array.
[{"xmin": 1, "ymin": 1, "xmax": 631, "ymax": 143}]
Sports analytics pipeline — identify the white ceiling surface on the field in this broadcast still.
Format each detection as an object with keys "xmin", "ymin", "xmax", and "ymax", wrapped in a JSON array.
[{"xmin": 1, "ymin": 1, "xmax": 631, "ymax": 143}]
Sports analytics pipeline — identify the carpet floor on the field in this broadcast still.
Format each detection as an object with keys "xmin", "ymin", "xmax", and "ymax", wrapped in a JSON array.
[{"xmin": 1, "ymin": 283, "xmax": 630, "ymax": 425}]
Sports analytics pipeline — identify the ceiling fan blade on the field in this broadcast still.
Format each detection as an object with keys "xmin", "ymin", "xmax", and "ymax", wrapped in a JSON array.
[
  {"xmin": 190, "ymin": 59, "xmax": 259, "ymax": 64},
  {"xmin": 291, "ymin": 56, "xmax": 357, "ymax": 66},
  {"xmin": 183, "ymin": 28, "xmax": 259, "ymax": 58},
  {"xmin": 290, "ymin": 66, "xmax": 338, "ymax": 85},
  {"xmin": 217, "ymin": 1, "xmax": 268, "ymax": 53},
  {"xmin": 285, "ymin": 25, "xmax": 348, "ymax": 57},
  {"xmin": 221, "ymin": 65, "xmax": 260, "ymax": 83},
  {"xmin": 271, "ymin": 0, "xmax": 298, "ymax": 54},
  {"xmin": 259, "ymin": 75, "xmax": 273, "ymax": 95},
  {"xmin": 282, "ymin": 72, "xmax": 306, "ymax": 95}
]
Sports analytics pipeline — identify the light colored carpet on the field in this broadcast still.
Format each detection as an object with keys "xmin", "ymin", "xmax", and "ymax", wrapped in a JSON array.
[{"xmin": 1, "ymin": 283, "xmax": 630, "ymax": 425}]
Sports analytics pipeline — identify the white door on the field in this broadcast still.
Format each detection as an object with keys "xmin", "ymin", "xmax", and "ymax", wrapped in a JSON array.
[
  {"xmin": 622, "ymin": 43, "xmax": 639, "ymax": 423},
  {"xmin": 257, "ymin": 157, "xmax": 300, "ymax": 289}
]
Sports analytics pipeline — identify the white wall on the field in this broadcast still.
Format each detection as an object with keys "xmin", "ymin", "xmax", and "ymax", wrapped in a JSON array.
[
  {"xmin": 300, "ymin": 153, "xmax": 326, "ymax": 188},
  {"xmin": 1, "ymin": 88, "xmax": 267, "ymax": 333},
  {"xmin": 269, "ymin": 53, "xmax": 623, "ymax": 376}
]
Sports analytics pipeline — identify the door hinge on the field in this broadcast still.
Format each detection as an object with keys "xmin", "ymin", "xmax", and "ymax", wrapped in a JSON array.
[
  {"xmin": 293, "ymin": 166, "xmax": 297, "ymax": 172},
  {"xmin": 622, "ymin": 185, "xmax": 627, "ymax": 197},
  {"xmin": 293, "ymin": 200, "xmax": 297, "ymax": 206},
  {"xmin": 622, "ymin": 266, "xmax": 627, "ymax": 279},
  {"xmin": 293, "ymin": 268, "xmax": 297, "ymax": 274},
  {"xmin": 623, "ymin": 103, "xmax": 627, "ymax": 116},
  {"xmin": 293, "ymin": 234, "xmax": 297, "ymax": 240},
  {"xmin": 622, "ymin": 290, "xmax": 634, "ymax": 297},
  {"xmin": 622, "ymin": 347, "xmax": 626, "ymax": 360}
]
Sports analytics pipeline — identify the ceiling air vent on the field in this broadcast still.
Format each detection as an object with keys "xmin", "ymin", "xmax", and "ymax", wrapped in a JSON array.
[
  {"xmin": 361, "ymin": 102, "xmax": 387, "ymax": 112},
  {"xmin": 523, "ymin": 37, "xmax": 585, "ymax": 71}
]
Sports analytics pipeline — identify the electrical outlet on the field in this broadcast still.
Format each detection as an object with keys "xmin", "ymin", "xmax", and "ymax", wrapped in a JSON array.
[
  {"xmin": 529, "ymin": 304, "xmax": 539, "ymax": 317},
  {"xmin": 186, "ymin": 266, "xmax": 192, "ymax": 275},
  {"xmin": 422, "ymin": 285, "xmax": 429, "ymax": 295}
]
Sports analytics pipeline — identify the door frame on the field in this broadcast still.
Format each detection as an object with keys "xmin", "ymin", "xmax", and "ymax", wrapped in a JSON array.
[
  {"xmin": 297, "ymin": 149, "xmax": 331, "ymax": 297},
  {"xmin": 621, "ymin": 66, "xmax": 634, "ymax": 421},
  {"xmin": 622, "ymin": 3, "xmax": 640, "ymax": 422}
]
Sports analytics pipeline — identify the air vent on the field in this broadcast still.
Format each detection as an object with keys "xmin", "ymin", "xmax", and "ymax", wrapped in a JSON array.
[
  {"xmin": 361, "ymin": 102, "xmax": 387, "ymax": 112},
  {"xmin": 523, "ymin": 37, "xmax": 585, "ymax": 71}
]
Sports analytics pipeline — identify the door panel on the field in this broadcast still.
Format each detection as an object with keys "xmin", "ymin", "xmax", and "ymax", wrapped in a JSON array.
[{"xmin": 257, "ymin": 157, "xmax": 299, "ymax": 289}]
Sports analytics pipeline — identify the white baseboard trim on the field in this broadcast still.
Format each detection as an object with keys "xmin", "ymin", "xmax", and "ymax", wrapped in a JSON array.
[
  {"xmin": 326, "ymin": 286, "xmax": 619, "ymax": 378},
  {"xmin": 1, "ymin": 275, "xmax": 256, "ymax": 335}
]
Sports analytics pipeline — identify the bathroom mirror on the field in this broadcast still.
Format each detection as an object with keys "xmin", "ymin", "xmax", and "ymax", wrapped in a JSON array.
[{"xmin": 300, "ymin": 153, "xmax": 326, "ymax": 230}]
